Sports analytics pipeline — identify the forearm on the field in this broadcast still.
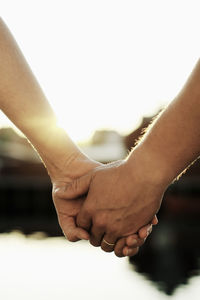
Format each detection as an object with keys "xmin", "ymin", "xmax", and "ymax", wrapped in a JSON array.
[
  {"xmin": 0, "ymin": 18, "xmax": 81, "ymax": 179},
  {"xmin": 127, "ymin": 59, "xmax": 200, "ymax": 187}
]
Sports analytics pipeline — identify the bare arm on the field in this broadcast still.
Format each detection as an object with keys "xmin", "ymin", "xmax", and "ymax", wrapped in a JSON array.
[
  {"xmin": 0, "ymin": 17, "xmax": 81, "ymax": 180},
  {"xmin": 67, "ymin": 58, "xmax": 200, "ymax": 255},
  {"xmin": 0, "ymin": 18, "xmax": 152, "ymax": 256},
  {"xmin": 0, "ymin": 18, "xmax": 100, "ymax": 243},
  {"xmin": 128, "ymin": 58, "xmax": 200, "ymax": 187}
]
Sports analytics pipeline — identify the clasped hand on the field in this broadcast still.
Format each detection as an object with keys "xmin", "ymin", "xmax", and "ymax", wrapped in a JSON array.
[{"xmin": 52, "ymin": 154, "xmax": 161, "ymax": 257}]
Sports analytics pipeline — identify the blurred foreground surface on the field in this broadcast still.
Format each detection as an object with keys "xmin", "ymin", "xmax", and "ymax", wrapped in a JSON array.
[{"xmin": 1, "ymin": 232, "xmax": 200, "ymax": 300}]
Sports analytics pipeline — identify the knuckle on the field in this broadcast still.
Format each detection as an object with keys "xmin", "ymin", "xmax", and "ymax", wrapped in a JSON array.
[
  {"xmin": 66, "ymin": 234, "xmax": 78, "ymax": 242},
  {"xmin": 94, "ymin": 216, "xmax": 106, "ymax": 229},
  {"xmin": 89, "ymin": 238, "xmax": 101, "ymax": 247},
  {"xmin": 53, "ymin": 186, "xmax": 64, "ymax": 199},
  {"xmin": 107, "ymin": 225, "xmax": 118, "ymax": 236}
]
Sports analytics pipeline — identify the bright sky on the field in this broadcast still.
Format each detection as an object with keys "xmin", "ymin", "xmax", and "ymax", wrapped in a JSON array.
[{"xmin": 1, "ymin": 0, "xmax": 200, "ymax": 142}]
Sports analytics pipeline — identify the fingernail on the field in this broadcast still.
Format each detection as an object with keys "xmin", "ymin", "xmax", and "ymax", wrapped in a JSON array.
[
  {"xmin": 153, "ymin": 216, "xmax": 158, "ymax": 225},
  {"xmin": 147, "ymin": 225, "xmax": 152, "ymax": 236},
  {"xmin": 126, "ymin": 249, "xmax": 131, "ymax": 256},
  {"xmin": 130, "ymin": 239, "xmax": 137, "ymax": 246}
]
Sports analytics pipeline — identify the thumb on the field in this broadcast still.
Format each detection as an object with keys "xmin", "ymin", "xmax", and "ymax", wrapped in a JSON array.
[
  {"xmin": 59, "ymin": 215, "xmax": 90, "ymax": 242},
  {"xmin": 57, "ymin": 173, "xmax": 92, "ymax": 199}
]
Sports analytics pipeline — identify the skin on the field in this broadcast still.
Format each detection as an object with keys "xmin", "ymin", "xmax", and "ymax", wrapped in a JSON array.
[
  {"xmin": 53, "ymin": 155, "xmax": 157, "ymax": 256},
  {"xmin": 65, "ymin": 58, "xmax": 200, "ymax": 253},
  {"xmin": 64, "ymin": 159, "xmax": 160, "ymax": 254},
  {"xmin": 0, "ymin": 18, "xmax": 155, "ymax": 257}
]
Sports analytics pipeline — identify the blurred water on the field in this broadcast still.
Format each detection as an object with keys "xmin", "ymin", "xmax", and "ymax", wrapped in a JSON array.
[{"xmin": 0, "ymin": 233, "xmax": 200, "ymax": 300}]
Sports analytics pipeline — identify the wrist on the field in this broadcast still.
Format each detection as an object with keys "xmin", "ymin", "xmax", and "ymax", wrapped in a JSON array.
[
  {"xmin": 125, "ymin": 143, "xmax": 174, "ymax": 190},
  {"xmin": 44, "ymin": 144, "xmax": 101, "ymax": 183},
  {"xmin": 26, "ymin": 121, "xmax": 101, "ymax": 181},
  {"xmin": 28, "ymin": 125, "xmax": 91, "ymax": 180}
]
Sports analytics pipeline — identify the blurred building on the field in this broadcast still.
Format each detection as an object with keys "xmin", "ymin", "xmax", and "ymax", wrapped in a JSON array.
[
  {"xmin": 81, "ymin": 130, "xmax": 126, "ymax": 163},
  {"xmin": 0, "ymin": 127, "xmax": 59, "ymax": 236}
]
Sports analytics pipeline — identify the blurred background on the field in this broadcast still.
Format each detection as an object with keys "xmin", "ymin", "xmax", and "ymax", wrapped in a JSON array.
[{"xmin": 1, "ymin": 0, "xmax": 200, "ymax": 299}]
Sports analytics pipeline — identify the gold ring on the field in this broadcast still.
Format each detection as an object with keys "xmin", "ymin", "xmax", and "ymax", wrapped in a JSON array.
[{"xmin": 103, "ymin": 239, "xmax": 115, "ymax": 246}]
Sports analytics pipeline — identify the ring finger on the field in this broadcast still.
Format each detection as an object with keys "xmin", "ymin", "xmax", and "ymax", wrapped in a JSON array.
[
  {"xmin": 89, "ymin": 225, "xmax": 105, "ymax": 247},
  {"xmin": 101, "ymin": 233, "xmax": 118, "ymax": 253}
]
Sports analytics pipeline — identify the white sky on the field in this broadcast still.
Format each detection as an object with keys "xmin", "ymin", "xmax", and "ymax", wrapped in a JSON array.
[{"xmin": 1, "ymin": 0, "xmax": 200, "ymax": 142}]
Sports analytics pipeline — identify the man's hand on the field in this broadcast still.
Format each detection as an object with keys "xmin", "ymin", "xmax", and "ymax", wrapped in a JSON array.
[
  {"xmin": 113, "ymin": 216, "xmax": 158, "ymax": 257},
  {"xmin": 64, "ymin": 159, "xmax": 162, "ymax": 254},
  {"xmin": 51, "ymin": 153, "xmax": 157, "ymax": 257}
]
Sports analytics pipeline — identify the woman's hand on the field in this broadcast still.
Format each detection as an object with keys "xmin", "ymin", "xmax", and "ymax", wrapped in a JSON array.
[{"xmin": 51, "ymin": 152, "xmax": 101, "ymax": 241}]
